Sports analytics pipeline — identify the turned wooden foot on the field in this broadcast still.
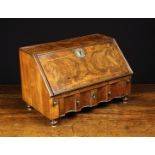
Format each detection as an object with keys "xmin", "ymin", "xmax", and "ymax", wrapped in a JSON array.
[
  {"xmin": 50, "ymin": 119, "xmax": 58, "ymax": 127},
  {"xmin": 26, "ymin": 104, "xmax": 32, "ymax": 111},
  {"xmin": 123, "ymin": 96, "xmax": 128, "ymax": 104}
]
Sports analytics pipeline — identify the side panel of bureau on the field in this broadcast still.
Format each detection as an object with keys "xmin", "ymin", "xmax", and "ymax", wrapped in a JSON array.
[{"xmin": 19, "ymin": 51, "xmax": 59, "ymax": 120}]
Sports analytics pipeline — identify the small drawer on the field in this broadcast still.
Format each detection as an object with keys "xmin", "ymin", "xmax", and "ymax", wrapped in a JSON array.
[
  {"xmin": 80, "ymin": 91, "xmax": 91, "ymax": 107},
  {"xmin": 59, "ymin": 95, "xmax": 76, "ymax": 116},
  {"xmin": 97, "ymin": 86, "xmax": 107, "ymax": 102},
  {"xmin": 59, "ymin": 91, "xmax": 92, "ymax": 116},
  {"xmin": 107, "ymin": 77, "xmax": 131, "ymax": 100}
]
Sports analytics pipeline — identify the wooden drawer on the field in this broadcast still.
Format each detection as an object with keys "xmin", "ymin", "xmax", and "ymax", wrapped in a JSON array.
[
  {"xmin": 58, "ymin": 84, "xmax": 108, "ymax": 116},
  {"xmin": 107, "ymin": 77, "xmax": 131, "ymax": 100},
  {"xmin": 97, "ymin": 86, "xmax": 107, "ymax": 102},
  {"xmin": 59, "ymin": 91, "xmax": 92, "ymax": 116}
]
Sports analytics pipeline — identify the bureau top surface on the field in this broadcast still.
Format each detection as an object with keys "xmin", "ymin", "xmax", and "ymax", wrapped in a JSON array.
[{"xmin": 20, "ymin": 34, "xmax": 133, "ymax": 96}]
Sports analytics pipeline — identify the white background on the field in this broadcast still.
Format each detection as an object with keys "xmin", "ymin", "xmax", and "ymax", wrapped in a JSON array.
[
  {"xmin": 0, "ymin": 138, "xmax": 155, "ymax": 155},
  {"xmin": 0, "ymin": 0, "xmax": 154, "ymax": 18}
]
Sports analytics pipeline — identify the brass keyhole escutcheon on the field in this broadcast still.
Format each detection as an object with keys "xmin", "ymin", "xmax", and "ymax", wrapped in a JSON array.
[{"xmin": 74, "ymin": 48, "xmax": 86, "ymax": 58}]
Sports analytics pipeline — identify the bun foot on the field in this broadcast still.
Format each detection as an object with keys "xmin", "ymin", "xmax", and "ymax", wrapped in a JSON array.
[
  {"xmin": 50, "ymin": 119, "xmax": 58, "ymax": 127},
  {"xmin": 26, "ymin": 104, "xmax": 32, "ymax": 111},
  {"xmin": 123, "ymin": 96, "xmax": 128, "ymax": 104}
]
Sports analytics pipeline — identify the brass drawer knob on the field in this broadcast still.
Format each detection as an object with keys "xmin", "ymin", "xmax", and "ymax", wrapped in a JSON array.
[
  {"xmin": 92, "ymin": 93, "xmax": 96, "ymax": 99},
  {"xmin": 126, "ymin": 79, "xmax": 130, "ymax": 83},
  {"xmin": 108, "ymin": 91, "xmax": 112, "ymax": 95},
  {"xmin": 53, "ymin": 100, "xmax": 58, "ymax": 106},
  {"xmin": 75, "ymin": 100, "xmax": 80, "ymax": 106}
]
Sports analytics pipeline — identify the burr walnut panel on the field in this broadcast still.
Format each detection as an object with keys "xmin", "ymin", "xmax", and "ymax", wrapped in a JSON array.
[{"xmin": 36, "ymin": 43, "xmax": 130, "ymax": 96}]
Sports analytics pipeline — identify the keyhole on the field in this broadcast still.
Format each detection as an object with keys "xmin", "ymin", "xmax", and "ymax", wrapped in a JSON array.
[
  {"xmin": 74, "ymin": 48, "xmax": 85, "ymax": 58},
  {"xmin": 79, "ymin": 50, "xmax": 82, "ymax": 56}
]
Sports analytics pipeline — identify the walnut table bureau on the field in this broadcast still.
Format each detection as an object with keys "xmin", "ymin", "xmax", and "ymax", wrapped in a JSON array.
[{"xmin": 19, "ymin": 34, "xmax": 133, "ymax": 126}]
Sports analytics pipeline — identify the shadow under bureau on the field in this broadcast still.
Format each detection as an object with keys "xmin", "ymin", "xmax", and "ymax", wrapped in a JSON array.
[{"xmin": 19, "ymin": 34, "xmax": 133, "ymax": 126}]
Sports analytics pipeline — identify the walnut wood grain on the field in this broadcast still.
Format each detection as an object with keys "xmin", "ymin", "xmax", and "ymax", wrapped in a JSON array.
[
  {"xmin": 36, "ymin": 42, "xmax": 131, "ymax": 95},
  {"xmin": 19, "ymin": 51, "xmax": 59, "ymax": 119},
  {"xmin": 19, "ymin": 34, "xmax": 133, "ymax": 123}
]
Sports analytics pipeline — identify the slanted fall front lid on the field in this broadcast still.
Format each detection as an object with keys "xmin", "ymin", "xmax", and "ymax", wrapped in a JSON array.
[{"xmin": 33, "ymin": 34, "xmax": 133, "ymax": 96}]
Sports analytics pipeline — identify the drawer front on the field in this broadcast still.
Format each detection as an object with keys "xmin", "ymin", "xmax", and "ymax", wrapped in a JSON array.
[
  {"xmin": 59, "ymin": 95, "xmax": 76, "ymax": 116},
  {"xmin": 97, "ymin": 86, "xmax": 107, "ymax": 102},
  {"xmin": 58, "ymin": 85, "xmax": 107, "ymax": 116},
  {"xmin": 107, "ymin": 77, "xmax": 131, "ymax": 100},
  {"xmin": 80, "ymin": 91, "xmax": 91, "ymax": 108},
  {"xmin": 59, "ymin": 91, "xmax": 92, "ymax": 116}
]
